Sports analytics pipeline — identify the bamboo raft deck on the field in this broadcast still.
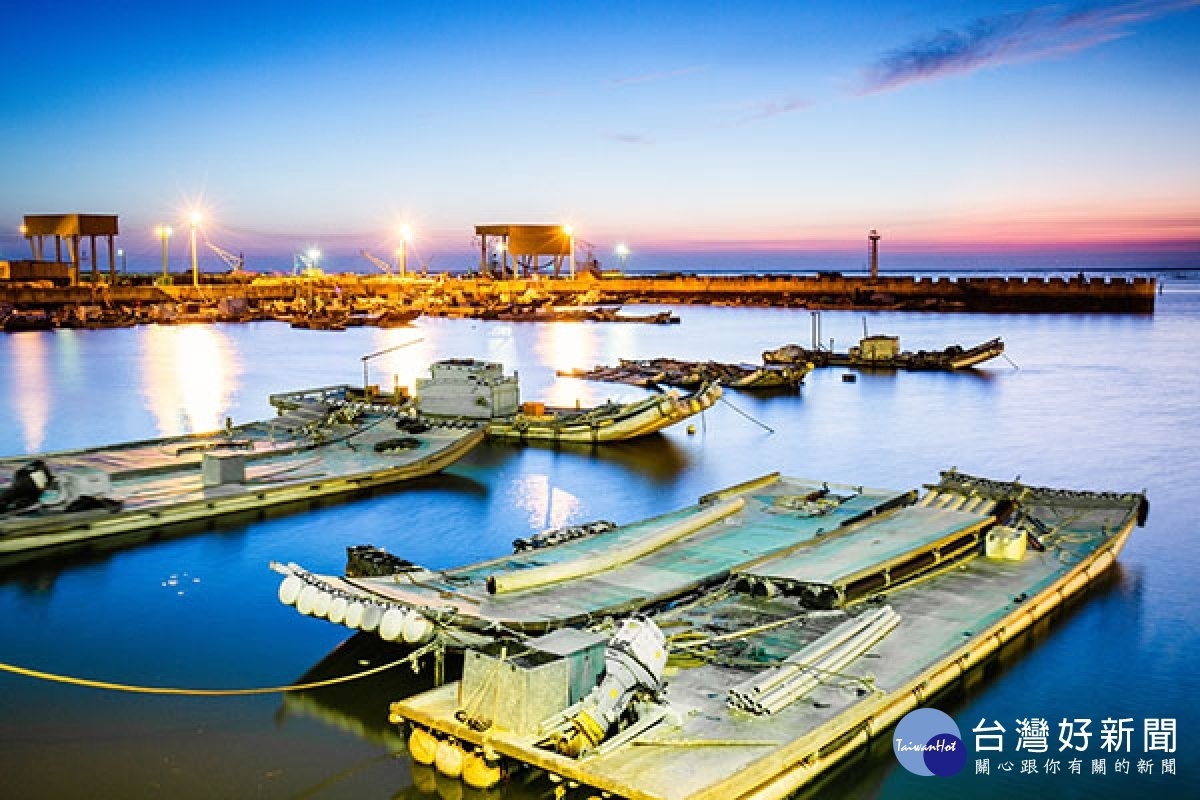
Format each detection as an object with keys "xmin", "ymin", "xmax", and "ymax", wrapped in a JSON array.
[
  {"xmin": 378, "ymin": 472, "xmax": 1145, "ymax": 799},
  {"xmin": 559, "ymin": 359, "xmax": 813, "ymax": 391},
  {"xmin": 0, "ymin": 400, "xmax": 485, "ymax": 563},
  {"xmin": 274, "ymin": 475, "xmax": 914, "ymax": 641}
]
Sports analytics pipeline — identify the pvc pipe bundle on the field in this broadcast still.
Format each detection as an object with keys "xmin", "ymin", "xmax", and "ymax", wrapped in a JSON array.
[{"xmin": 727, "ymin": 605, "xmax": 900, "ymax": 716}]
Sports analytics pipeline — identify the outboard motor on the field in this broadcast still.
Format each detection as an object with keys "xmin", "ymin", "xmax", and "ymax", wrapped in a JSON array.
[
  {"xmin": 0, "ymin": 460, "xmax": 55, "ymax": 512},
  {"xmin": 555, "ymin": 617, "xmax": 668, "ymax": 757}
]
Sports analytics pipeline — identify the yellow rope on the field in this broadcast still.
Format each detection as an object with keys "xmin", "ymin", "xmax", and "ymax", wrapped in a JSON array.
[{"xmin": 0, "ymin": 639, "xmax": 438, "ymax": 697}]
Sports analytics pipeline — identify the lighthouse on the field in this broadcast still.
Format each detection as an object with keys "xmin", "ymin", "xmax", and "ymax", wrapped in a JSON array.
[{"xmin": 867, "ymin": 229, "xmax": 881, "ymax": 279}]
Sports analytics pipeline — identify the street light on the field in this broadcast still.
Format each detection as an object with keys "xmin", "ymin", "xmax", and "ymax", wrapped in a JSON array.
[
  {"xmin": 397, "ymin": 225, "xmax": 412, "ymax": 276},
  {"xmin": 615, "ymin": 243, "xmax": 630, "ymax": 273},
  {"xmin": 188, "ymin": 211, "xmax": 203, "ymax": 288},
  {"xmin": 117, "ymin": 247, "xmax": 126, "ymax": 276},
  {"xmin": 155, "ymin": 225, "xmax": 173, "ymax": 284},
  {"xmin": 563, "ymin": 224, "xmax": 575, "ymax": 279}
]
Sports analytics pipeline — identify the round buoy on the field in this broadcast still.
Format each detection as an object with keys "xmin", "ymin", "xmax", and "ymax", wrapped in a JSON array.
[
  {"xmin": 327, "ymin": 596, "xmax": 349, "ymax": 625},
  {"xmin": 379, "ymin": 608, "xmax": 408, "ymax": 642},
  {"xmin": 277, "ymin": 575, "xmax": 304, "ymax": 606},
  {"xmin": 312, "ymin": 590, "xmax": 333, "ymax": 618},
  {"xmin": 345, "ymin": 601, "xmax": 366, "ymax": 628},
  {"xmin": 434, "ymin": 738, "xmax": 465, "ymax": 778},
  {"xmin": 402, "ymin": 610, "xmax": 435, "ymax": 644},
  {"xmin": 686, "ymin": 424, "xmax": 696, "ymax": 435},
  {"xmin": 296, "ymin": 584, "xmax": 321, "ymax": 615},
  {"xmin": 409, "ymin": 726, "xmax": 439, "ymax": 766},
  {"xmin": 360, "ymin": 603, "xmax": 384, "ymax": 633},
  {"xmin": 462, "ymin": 750, "xmax": 508, "ymax": 790}
]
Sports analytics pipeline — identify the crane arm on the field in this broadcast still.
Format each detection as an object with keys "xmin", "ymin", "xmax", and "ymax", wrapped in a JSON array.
[
  {"xmin": 359, "ymin": 249, "xmax": 393, "ymax": 274},
  {"xmin": 204, "ymin": 239, "xmax": 244, "ymax": 272}
]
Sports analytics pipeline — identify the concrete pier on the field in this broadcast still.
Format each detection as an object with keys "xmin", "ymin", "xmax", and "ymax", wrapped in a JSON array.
[{"xmin": 0, "ymin": 271, "xmax": 1157, "ymax": 314}]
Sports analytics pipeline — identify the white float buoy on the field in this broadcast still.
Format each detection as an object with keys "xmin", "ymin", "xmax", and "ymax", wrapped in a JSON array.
[
  {"xmin": 278, "ymin": 574, "xmax": 304, "ymax": 606},
  {"xmin": 296, "ymin": 584, "xmax": 321, "ymax": 615},
  {"xmin": 345, "ymin": 601, "xmax": 366, "ymax": 628},
  {"xmin": 402, "ymin": 610, "xmax": 435, "ymax": 644},
  {"xmin": 328, "ymin": 596, "xmax": 349, "ymax": 625},
  {"xmin": 379, "ymin": 608, "xmax": 408, "ymax": 642},
  {"xmin": 312, "ymin": 590, "xmax": 333, "ymax": 618},
  {"xmin": 360, "ymin": 603, "xmax": 384, "ymax": 632}
]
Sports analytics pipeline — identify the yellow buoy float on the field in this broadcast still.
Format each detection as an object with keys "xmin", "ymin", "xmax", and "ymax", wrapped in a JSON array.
[{"xmin": 408, "ymin": 726, "xmax": 439, "ymax": 766}]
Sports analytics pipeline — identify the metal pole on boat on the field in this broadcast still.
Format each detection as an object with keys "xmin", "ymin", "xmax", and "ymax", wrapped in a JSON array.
[{"xmin": 361, "ymin": 338, "xmax": 425, "ymax": 393}]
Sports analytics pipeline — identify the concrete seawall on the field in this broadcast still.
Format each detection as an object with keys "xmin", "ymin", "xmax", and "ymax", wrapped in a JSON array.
[{"xmin": 0, "ymin": 272, "xmax": 1157, "ymax": 313}]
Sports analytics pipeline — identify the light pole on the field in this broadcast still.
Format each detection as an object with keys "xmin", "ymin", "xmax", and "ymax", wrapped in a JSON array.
[
  {"xmin": 398, "ymin": 225, "xmax": 412, "ymax": 277},
  {"xmin": 615, "ymin": 243, "xmax": 630, "ymax": 273},
  {"xmin": 155, "ymin": 226, "xmax": 173, "ymax": 284},
  {"xmin": 188, "ymin": 211, "xmax": 202, "ymax": 288},
  {"xmin": 117, "ymin": 248, "xmax": 126, "ymax": 277},
  {"xmin": 563, "ymin": 224, "xmax": 575, "ymax": 279},
  {"xmin": 306, "ymin": 247, "xmax": 320, "ymax": 307}
]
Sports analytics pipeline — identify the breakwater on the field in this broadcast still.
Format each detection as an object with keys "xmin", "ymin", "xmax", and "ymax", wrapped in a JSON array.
[{"xmin": 0, "ymin": 271, "xmax": 1156, "ymax": 313}]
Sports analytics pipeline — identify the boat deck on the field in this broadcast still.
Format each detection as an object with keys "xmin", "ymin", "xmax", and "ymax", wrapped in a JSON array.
[
  {"xmin": 392, "ymin": 475, "xmax": 1145, "ymax": 800},
  {"xmin": 1, "ymin": 406, "xmax": 485, "ymax": 562},
  {"xmin": 287, "ymin": 476, "xmax": 914, "ymax": 635}
]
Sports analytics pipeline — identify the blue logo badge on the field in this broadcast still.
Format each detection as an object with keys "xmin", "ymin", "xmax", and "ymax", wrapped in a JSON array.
[{"xmin": 893, "ymin": 708, "xmax": 967, "ymax": 776}]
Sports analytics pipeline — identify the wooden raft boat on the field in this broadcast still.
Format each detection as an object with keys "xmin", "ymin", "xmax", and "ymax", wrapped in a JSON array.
[
  {"xmin": 0, "ymin": 393, "xmax": 484, "ymax": 564},
  {"xmin": 274, "ymin": 470, "xmax": 1147, "ymax": 798},
  {"xmin": 764, "ymin": 335, "xmax": 1005, "ymax": 371},
  {"xmin": 561, "ymin": 358, "xmax": 813, "ymax": 391}
]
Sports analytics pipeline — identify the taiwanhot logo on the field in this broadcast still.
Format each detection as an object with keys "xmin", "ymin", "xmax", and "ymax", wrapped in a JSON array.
[{"xmin": 893, "ymin": 708, "xmax": 967, "ymax": 776}]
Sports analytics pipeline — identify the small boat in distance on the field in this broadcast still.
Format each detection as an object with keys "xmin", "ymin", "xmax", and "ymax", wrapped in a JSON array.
[
  {"xmin": 562, "ymin": 358, "xmax": 814, "ymax": 391},
  {"xmin": 765, "ymin": 334, "xmax": 1005, "ymax": 371}
]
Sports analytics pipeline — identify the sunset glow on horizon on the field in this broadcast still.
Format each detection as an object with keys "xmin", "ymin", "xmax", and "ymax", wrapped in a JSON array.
[{"xmin": 1, "ymin": 1, "xmax": 1197, "ymax": 268}]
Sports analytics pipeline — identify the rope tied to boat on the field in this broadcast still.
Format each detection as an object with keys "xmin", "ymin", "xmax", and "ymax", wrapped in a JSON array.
[{"xmin": 0, "ymin": 638, "xmax": 440, "ymax": 697}]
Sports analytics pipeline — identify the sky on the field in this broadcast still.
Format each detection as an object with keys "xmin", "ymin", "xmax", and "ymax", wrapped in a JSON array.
[{"xmin": 1, "ymin": 1, "xmax": 1198, "ymax": 271}]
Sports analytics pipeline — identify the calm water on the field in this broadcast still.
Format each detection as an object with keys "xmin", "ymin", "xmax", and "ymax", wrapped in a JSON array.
[{"xmin": 1, "ymin": 292, "xmax": 1197, "ymax": 799}]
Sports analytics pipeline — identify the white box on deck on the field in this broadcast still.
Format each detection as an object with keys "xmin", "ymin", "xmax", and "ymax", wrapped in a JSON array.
[
  {"xmin": 416, "ymin": 359, "xmax": 520, "ymax": 419},
  {"xmin": 985, "ymin": 525, "xmax": 1027, "ymax": 561},
  {"xmin": 202, "ymin": 453, "xmax": 246, "ymax": 487}
]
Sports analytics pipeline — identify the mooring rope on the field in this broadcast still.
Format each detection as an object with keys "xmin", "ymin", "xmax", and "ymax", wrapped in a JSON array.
[
  {"xmin": 0, "ymin": 638, "xmax": 439, "ymax": 697},
  {"xmin": 719, "ymin": 396, "xmax": 774, "ymax": 434}
]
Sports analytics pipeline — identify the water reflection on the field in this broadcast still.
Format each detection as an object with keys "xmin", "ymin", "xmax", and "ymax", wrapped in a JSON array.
[
  {"xmin": 509, "ymin": 473, "xmax": 581, "ymax": 531},
  {"xmin": 140, "ymin": 325, "xmax": 239, "ymax": 434},
  {"xmin": 8, "ymin": 332, "xmax": 50, "ymax": 452}
]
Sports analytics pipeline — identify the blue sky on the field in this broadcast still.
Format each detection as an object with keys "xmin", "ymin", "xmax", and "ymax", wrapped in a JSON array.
[{"xmin": 1, "ymin": 1, "xmax": 1197, "ymax": 269}]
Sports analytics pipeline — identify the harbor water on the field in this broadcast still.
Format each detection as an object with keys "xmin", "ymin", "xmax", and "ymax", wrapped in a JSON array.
[{"xmin": 1, "ymin": 291, "xmax": 1198, "ymax": 799}]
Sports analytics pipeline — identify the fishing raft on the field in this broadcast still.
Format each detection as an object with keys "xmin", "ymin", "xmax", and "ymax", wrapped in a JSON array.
[
  {"xmin": 273, "ymin": 470, "xmax": 1146, "ymax": 798},
  {"xmin": 560, "ymin": 358, "xmax": 813, "ymax": 391},
  {"xmin": 765, "ymin": 334, "xmax": 1005, "ymax": 371},
  {"xmin": 0, "ymin": 392, "xmax": 485, "ymax": 564}
]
